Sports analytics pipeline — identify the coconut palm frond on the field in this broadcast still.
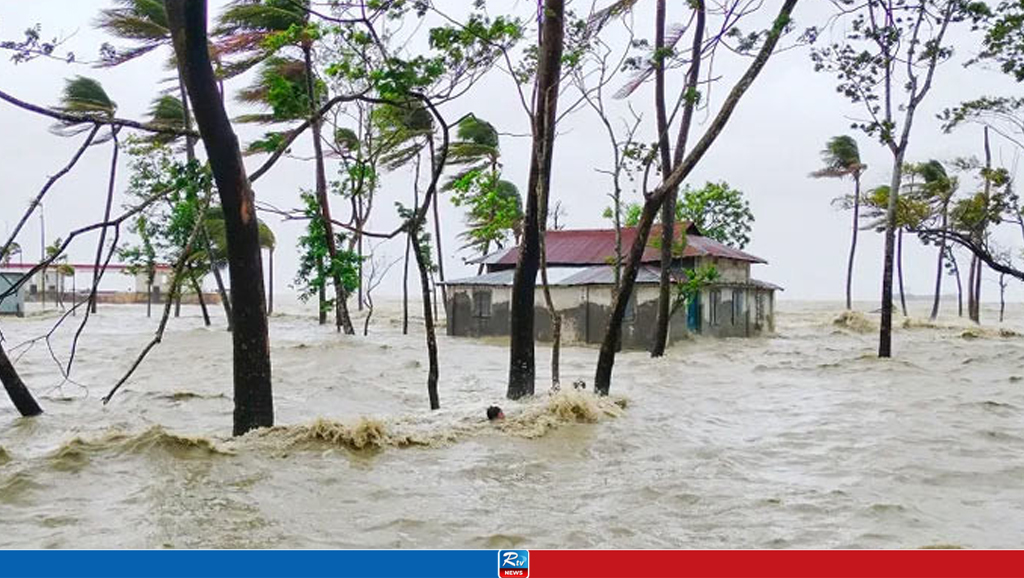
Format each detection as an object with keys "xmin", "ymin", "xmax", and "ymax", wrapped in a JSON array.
[
  {"xmin": 258, "ymin": 221, "xmax": 276, "ymax": 250},
  {"xmin": 216, "ymin": 0, "xmax": 308, "ymax": 37},
  {"xmin": 148, "ymin": 95, "xmax": 186, "ymax": 127},
  {"xmin": 441, "ymin": 163, "xmax": 491, "ymax": 191},
  {"xmin": 57, "ymin": 76, "xmax": 117, "ymax": 117},
  {"xmin": 456, "ymin": 115, "xmax": 499, "ymax": 148},
  {"xmin": 448, "ymin": 143, "xmax": 500, "ymax": 165},
  {"xmin": 587, "ymin": 0, "xmax": 644, "ymax": 36}
]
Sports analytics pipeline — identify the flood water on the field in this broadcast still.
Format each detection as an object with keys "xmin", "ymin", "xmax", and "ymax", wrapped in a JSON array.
[{"xmin": 1, "ymin": 298, "xmax": 1023, "ymax": 548}]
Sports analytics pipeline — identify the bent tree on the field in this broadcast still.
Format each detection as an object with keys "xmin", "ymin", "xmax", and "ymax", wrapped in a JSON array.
[
  {"xmin": 811, "ymin": 0, "xmax": 988, "ymax": 357},
  {"xmin": 811, "ymin": 135, "xmax": 865, "ymax": 310},
  {"xmin": 165, "ymin": 0, "xmax": 272, "ymax": 436},
  {"xmin": 595, "ymin": 0, "xmax": 801, "ymax": 395}
]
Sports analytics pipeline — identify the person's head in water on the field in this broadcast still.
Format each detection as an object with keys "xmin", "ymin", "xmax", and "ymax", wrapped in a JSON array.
[{"xmin": 487, "ymin": 406, "xmax": 504, "ymax": 421}]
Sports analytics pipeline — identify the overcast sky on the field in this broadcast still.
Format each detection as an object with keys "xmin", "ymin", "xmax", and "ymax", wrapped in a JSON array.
[{"xmin": 3, "ymin": 0, "xmax": 1024, "ymax": 303}]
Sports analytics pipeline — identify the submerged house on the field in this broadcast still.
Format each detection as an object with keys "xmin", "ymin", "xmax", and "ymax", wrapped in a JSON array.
[{"xmin": 444, "ymin": 224, "xmax": 781, "ymax": 349}]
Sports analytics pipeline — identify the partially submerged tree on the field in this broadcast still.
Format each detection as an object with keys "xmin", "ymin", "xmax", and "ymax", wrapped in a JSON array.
[
  {"xmin": 811, "ymin": 0, "xmax": 989, "ymax": 356},
  {"xmin": 595, "ymin": 0, "xmax": 801, "ymax": 394},
  {"xmin": 165, "ymin": 0, "xmax": 273, "ymax": 435}
]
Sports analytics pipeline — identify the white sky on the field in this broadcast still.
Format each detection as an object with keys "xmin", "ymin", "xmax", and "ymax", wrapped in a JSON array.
[{"xmin": 2, "ymin": 0, "xmax": 1024, "ymax": 303}]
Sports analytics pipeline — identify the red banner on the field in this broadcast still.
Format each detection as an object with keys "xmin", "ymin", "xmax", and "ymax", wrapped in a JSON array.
[{"xmin": 529, "ymin": 550, "xmax": 1024, "ymax": 578}]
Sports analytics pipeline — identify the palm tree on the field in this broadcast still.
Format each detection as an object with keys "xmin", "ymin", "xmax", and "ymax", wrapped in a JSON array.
[
  {"xmin": 54, "ymin": 76, "xmax": 118, "ymax": 315},
  {"xmin": 905, "ymin": 160, "xmax": 958, "ymax": 320},
  {"xmin": 218, "ymin": 0, "xmax": 355, "ymax": 333},
  {"xmin": 812, "ymin": 135, "xmax": 866, "ymax": 310},
  {"xmin": 862, "ymin": 185, "xmax": 931, "ymax": 318},
  {"xmin": 258, "ymin": 221, "xmax": 276, "ymax": 315},
  {"xmin": 0, "ymin": 241, "xmax": 20, "ymax": 266}
]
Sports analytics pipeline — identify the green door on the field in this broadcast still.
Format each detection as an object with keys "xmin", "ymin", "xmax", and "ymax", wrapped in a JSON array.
[{"xmin": 687, "ymin": 293, "xmax": 701, "ymax": 331}]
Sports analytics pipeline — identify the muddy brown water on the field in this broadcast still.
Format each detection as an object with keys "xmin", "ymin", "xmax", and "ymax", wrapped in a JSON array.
[{"xmin": 1, "ymin": 299, "xmax": 1023, "ymax": 548}]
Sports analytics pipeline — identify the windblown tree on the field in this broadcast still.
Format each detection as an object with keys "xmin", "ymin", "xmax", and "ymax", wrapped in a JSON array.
[
  {"xmin": 445, "ymin": 115, "xmax": 522, "ymax": 273},
  {"xmin": 811, "ymin": 0, "xmax": 989, "ymax": 357},
  {"xmin": 97, "ymin": 1, "xmax": 235, "ymax": 326},
  {"xmin": 165, "ymin": 0, "xmax": 273, "ymax": 435},
  {"xmin": 812, "ymin": 135, "xmax": 866, "ymax": 310},
  {"xmin": 595, "ymin": 0, "xmax": 802, "ymax": 394},
  {"xmin": 904, "ymin": 160, "xmax": 958, "ymax": 320},
  {"xmin": 861, "ymin": 184, "xmax": 931, "ymax": 317},
  {"xmin": 218, "ymin": 0, "xmax": 355, "ymax": 334}
]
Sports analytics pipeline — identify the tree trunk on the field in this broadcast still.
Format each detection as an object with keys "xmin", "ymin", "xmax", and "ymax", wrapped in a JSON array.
[
  {"xmin": 205, "ymin": 234, "xmax": 233, "ymax": 330},
  {"xmin": 429, "ymin": 139, "xmax": 448, "ymax": 317},
  {"xmin": 402, "ymin": 233, "xmax": 410, "ymax": 335},
  {"xmin": 318, "ymin": 265, "xmax": 327, "ymax": 325},
  {"xmin": 303, "ymin": 44, "xmax": 354, "ymax": 335},
  {"xmin": 846, "ymin": 173, "xmax": 861, "ymax": 310},
  {"xmin": 268, "ymin": 247, "xmax": 274, "ymax": 315},
  {"xmin": 91, "ymin": 129, "xmax": 120, "ymax": 315},
  {"xmin": 507, "ymin": 0, "xmax": 565, "ymax": 400},
  {"xmin": 410, "ymin": 227, "xmax": 439, "ymax": 410},
  {"xmin": 967, "ymin": 254, "xmax": 978, "ymax": 322},
  {"xmin": 878, "ymin": 147, "xmax": 906, "ymax": 358},
  {"xmin": 651, "ymin": 0, "xmax": 706, "ymax": 357},
  {"xmin": 0, "ymin": 343, "xmax": 43, "ymax": 417},
  {"xmin": 190, "ymin": 271, "xmax": 210, "ymax": 327},
  {"xmin": 595, "ymin": 0, "xmax": 796, "ymax": 394},
  {"xmin": 166, "ymin": 0, "xmax": 273, "ymax": 436},
  {"xmin": 930, "ymin": 204, "xmax": 947, "ymax": 320},
  {"xmin": 950, "ymin": 249, "xmax": 963, "ymax": 317},
  {"xmin": 974, "ymin": 256, "xmax": 983, "ymax": 324},
  {"xmin": 897, "ymin": 227, "xmax": 908, "ymax": 318},
  {"xmin": 175, "ymin": 292, "xmax": 181, "ymax": 317},
  {"xmin": 1000, "ymin": 273, "xmax": 1006, "ymax": 322},
  {"xmin": 147, "ymin": 281, "xmax": 152, "ymax": 318}
]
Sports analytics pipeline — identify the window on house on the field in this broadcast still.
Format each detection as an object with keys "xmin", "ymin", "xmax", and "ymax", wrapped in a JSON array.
[
  {"xmin": 472, "ymin": 290, "xmax": 492, "ymax": 318},
  {"xmin": 29, "ymin": 284, "xmax": 37, "ymax": 295},
  {"xmin": 756, "ymin": 293, "xmax": 765, "ymax": 324},
  {"xmin": 623, "ymin": 294, "xmax": 636, "ymax": 323},
  {"xmin": 710, "ymin": 289, "xmax": 721, "ymax": 325}
]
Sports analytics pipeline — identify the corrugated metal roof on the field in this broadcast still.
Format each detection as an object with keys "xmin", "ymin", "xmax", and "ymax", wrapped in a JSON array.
[
  {"xmin": 474, "ymin": 225, "xmax": 766, "ymax": 267},
  {"xmin": 445, "ymin": 266, "xmax": 784, "ymax": 291}
]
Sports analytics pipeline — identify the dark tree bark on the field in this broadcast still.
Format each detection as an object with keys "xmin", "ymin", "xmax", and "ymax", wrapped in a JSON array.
[
  {"xmin": 974, "ymin": 256, "xmax": 983, "ymax": 323},
  {"xmin": 596, "ymin": 0, "xmax": 797, "ymax": 394},
  {"xmin": 166, "ymin": 0, "xmax": 273, "ymax": 436},
  {"xmin": 878, "ymin": 150, "xmax": 906, "ymax": 357},
  {"xmin": 968, "ymin": 254, "xmax": 978, "ymax": 322},
  {"xmin": 0, "ymin": 342, "xmax": 43, "ymax": 417},
  {"xmin": 147, "ymin": 282, "xmax": 152, "ymax": 318},
  {"xmin": 949, "ymin": 249, "xmax": 963, "ymax": 317},
  {"xmin": 929, "ymin": 202, "xmax": 948, "ymax": 320},
  {"xmin": 204, "ymin": 231, "xmax": 233, "ymax": 330},
  {"xmin": 90, "ymin": 128, "xmax": 121, "ymax": 315},
  {"xmin": 402, "ymin": 233, "xmax": 411, "ymax": 335},
  {"xmin": 190, "ymin": 271, "xmax": 211, "ymax": 327},
  {"xmin": 507, "ymin": 0, "xmax": 566, "ymax": 400},
  {"xmin": 303, "ymin": 44, "xmax": 354, "ymax": 335},
  {"xmin": 897, "ymin": 227, "xmax": 908, "ymax": 317},
  {"xmin": 410, "ymin": 227, "xmax": 439, "ymax": 410},
  {"xmin": 651, "ymin": 0, "xmax": 706, "ymax": 357},
  {"xmin": 846, "ymin": 173, "xmax": 861, "ymax": 310}
]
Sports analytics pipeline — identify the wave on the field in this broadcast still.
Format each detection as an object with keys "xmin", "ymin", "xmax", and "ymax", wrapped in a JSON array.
[
  {"xmin": 49, "ymin": 425, "xmax": 231, "ymax": 468},
  {"xmin": 152, "ymin": 391, "xmax": 229, "ymax": 402},
  {"xmin": 832, "ymin": 311, "xmax": 875, "ymax": 333},
  {"xmin": 0, "ymin": 445, "xmax": 9, "ymax": 465},
  {"xmin": 241, "ymin": 390, "xmax": 628, "ymax": 452}
]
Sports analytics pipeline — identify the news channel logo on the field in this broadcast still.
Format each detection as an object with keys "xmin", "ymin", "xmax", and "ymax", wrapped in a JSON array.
[{"xmin": 497, "ymin": 549, "xmax": 529, "ymax": 578}]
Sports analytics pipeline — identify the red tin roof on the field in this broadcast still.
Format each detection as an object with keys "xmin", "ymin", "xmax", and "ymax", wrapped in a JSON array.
[{"xmin": 477, "ymin": 223, "xmax": 766, "ymax": 267}]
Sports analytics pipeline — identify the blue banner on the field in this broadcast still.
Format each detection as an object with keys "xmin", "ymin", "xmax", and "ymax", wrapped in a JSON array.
[{"xmin": 0, "ymin": 550, "xmax": 505, "ymax": 578}]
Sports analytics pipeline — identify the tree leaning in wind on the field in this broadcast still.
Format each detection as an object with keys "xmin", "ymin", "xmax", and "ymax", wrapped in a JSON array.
[
  {"xmin": 811, "ymin": 0, "xmax": 989, "ymax": 358},
  {"xmin": 812, "ymin": 135, "xmax": 865, "ymax": 311},
  {"xmin": 96, "ymin": 0, "xmax": 234, "ymax": 328},
  {"xmin": 217, "ymin": 0, "xmax": 356, "ymax": 334}
]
